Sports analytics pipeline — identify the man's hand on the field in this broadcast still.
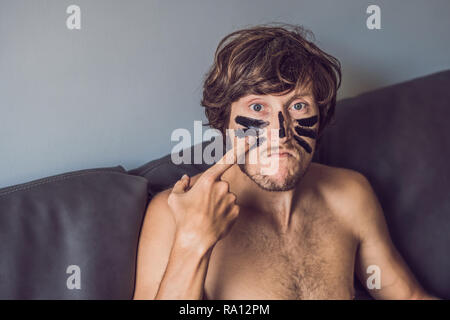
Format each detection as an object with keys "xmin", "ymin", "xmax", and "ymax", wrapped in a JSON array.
[
  {"xmin": 133, "ymin": 134, "xmax": 257, "ymax": 300},
  {"xmin": 168, "ymin": 135, "xmax": 255, "ymax": 252}
]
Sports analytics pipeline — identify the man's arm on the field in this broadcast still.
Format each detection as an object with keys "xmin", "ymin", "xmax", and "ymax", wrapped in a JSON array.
[
  {"xmin": 133, "ymin": 189, "xmax": 213, "ymax": 300},
  {"xmin": 344, "ymin": 171, "xmax": 438, "ymax": 299},
  {"xmin": 133, "ymin": 189, "xmax": 174, "ymax": 299},
  {"xmin": 133, "ymin": 136, "xmax": 252, "ymax": 299}
]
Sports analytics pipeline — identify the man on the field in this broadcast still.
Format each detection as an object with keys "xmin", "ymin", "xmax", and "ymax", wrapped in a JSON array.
[{"xmin": 133, "ymin": 23, "xmax": 437, "ymax": 299}]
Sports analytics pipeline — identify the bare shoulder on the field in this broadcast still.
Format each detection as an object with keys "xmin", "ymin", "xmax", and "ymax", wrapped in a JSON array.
[
  {"xmin": 146, "ymin": 188, "xmax": 172, "ymax": 216},
  {"xmin": 307, "ymin": 162, "xmax": 383, "ymax": 237},
  {"xmin": 308, "ymin": 162, "xmax": 371, "ymax": 194},
  {"xmin": 140, "ymin": 188, "xmax": 175, "ymax": 241}
]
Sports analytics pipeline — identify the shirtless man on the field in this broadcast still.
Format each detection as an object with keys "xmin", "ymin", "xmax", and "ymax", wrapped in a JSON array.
[{"xmin": 133, "ymin": 24, "xmax": 437, "ymax": 300}]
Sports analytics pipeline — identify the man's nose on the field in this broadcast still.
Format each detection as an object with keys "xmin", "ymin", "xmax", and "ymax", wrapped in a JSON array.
[{"xmin": 261, "ymin": 110, "xmax": 291, "ymax": 146}]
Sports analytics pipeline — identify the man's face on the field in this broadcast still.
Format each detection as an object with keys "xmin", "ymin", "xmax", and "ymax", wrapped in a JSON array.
[{"xmin": 228, "ymin": 86, "xmax": 319, "ymax": 191}]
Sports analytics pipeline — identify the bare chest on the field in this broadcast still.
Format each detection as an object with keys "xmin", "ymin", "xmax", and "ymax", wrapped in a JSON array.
[{"xmin": 204, "ymin": 208, "xmax": 358, "ymax": 300}]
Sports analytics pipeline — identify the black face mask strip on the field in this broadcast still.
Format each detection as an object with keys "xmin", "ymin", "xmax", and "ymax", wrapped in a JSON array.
[
  {"xmin": 294, "ymin": 126, "xmax": 317, "ymax": 139},
  {"xmin": 293, "ymin": 135, "xmax": 312, "ymax": 154},
  {"xmin": 235, "ymin": 116, "xmax": 269, "ymax": 131},
  {"xmin": 296, "ymin": 115, "xmax": 318, "ymax": 127},
  {"xmin": 278, "ymin": 111, "xmax": 286, "ymax": 138},
  {"xmin": 234, "ymin": 115, "xmax": 269, "ymax": 147}
]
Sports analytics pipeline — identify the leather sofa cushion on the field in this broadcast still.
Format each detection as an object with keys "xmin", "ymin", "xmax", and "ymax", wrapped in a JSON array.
[{"xmin": 0, "ymin": 166, "xmax": 148, "ymax": 299}]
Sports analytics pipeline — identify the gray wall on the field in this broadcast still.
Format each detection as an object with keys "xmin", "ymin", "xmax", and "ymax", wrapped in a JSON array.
[{"xmin": 1, "ymin": 0, "xmax": 449, "ymax": 188}]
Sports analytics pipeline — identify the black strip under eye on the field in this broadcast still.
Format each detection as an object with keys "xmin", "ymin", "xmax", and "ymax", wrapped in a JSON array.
[
  {"xmin": 296, "ymin": 115, "xmax": 318, "ymax": 127},
  {"xmin": 294, "ymin": 127, "xmax": 317, "ymax": 139},
  {"xmin": 293, "ymin": 136, "xmax": 312, "ymax": 154},
  {"xmin": 235, "ymin": 116, "xmax": 269, "ymax": 129}
]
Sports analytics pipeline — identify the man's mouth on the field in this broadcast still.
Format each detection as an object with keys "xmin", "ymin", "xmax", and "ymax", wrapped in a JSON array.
[{"xmin": 266, "ymin": 149, "xmax": 296, "ymax": 158}]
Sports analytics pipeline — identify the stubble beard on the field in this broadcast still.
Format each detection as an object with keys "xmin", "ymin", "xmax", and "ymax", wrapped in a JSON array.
[{"xmin": 238, "ymin": 152, "xmax": 311, "ymax": 192}]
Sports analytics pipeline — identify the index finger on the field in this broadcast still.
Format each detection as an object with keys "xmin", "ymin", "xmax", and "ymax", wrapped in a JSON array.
[{"xmin": 203, "ymin": 134, "xmax": 256, "ymax": 180}]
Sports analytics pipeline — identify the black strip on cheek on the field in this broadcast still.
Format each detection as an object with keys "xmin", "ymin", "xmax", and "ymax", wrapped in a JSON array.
[
  {"xmin": 296, "ymin": 115, "xmax": 318, "ymax": 127},
  {"xmin": 278, "ymin": 111, "xmax": 286, "ymax": 138},
  {"xmin": 235, "ymin": 116, "xmax": 269, "ymax": 130},
  {"xmin": 294, "ymin": 126, "xmax": 317, "ymax": 139},
  {"xmin": 293, "ymin": 135, "xmax": 312, "ymax": 154}
]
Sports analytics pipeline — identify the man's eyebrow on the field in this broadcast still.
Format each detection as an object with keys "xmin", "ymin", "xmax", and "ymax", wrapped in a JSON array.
[
  {"xmin": 244, "ymin": 93, "xmax": 313, "ymax": 104},
  {"xmin": 243, "ymin": 95, "xmax": 264, "ymax": 103}
]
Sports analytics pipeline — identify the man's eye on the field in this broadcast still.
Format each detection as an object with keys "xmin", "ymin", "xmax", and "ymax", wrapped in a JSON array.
[
  {"xmin": 291, "ymin": 102, "xmax": 307, "ymax": 111},
  {"xmin": 249, "ymin": 103, "xmax": 264, "ymax": 112}
]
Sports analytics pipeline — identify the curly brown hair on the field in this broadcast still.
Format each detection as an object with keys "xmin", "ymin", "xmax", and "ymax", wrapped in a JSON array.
[{"xmin": 201, "ymin": 23, "xmax": 341, "ymax": 145}]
